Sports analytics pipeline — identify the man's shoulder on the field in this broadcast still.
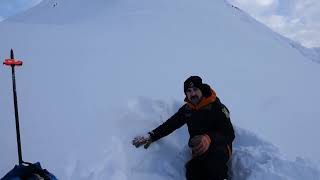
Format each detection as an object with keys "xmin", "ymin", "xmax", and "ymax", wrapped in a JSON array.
[
  {"xmin": 211, "ymin": 98, "xmax": 231, "ymax": 118},
  {"xmin": 179, "ymin": 103, "xmax": 191, "ymax": 111},
  {"xmin": 209, "ymin": 97, "xmax": 228, "ymax": 112}
]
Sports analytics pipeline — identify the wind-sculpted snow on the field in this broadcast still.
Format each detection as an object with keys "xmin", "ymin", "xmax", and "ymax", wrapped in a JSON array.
[
  {"xmin": 232, "ymin": 128, "xmax": 320, "ymax": 180},
  {"xmin": 64, "ymin": 98, "xmax": 320, "ymax": 180}
]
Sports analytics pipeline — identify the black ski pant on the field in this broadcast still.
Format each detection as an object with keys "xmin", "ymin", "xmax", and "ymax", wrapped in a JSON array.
[{"xmin": 185, "ymin": 145, "xmax": 230, "ymax": 180}]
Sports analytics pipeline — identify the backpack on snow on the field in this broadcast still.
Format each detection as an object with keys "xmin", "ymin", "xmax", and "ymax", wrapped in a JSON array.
[{"xmin": 1, "ymin": 162, "xmax": 58, "ymax": 180}]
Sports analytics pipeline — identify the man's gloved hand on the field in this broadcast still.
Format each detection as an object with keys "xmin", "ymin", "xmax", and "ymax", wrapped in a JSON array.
[
  {"xmin": 132, "ymin": 133, "xmax": 153, "ymax": 149},
  {"xmin": 189, "ymin": 134, "xmax": 211, "ymax": 157}
]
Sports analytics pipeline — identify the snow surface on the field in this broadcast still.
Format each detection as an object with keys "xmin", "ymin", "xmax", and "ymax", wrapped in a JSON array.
[{"xmin": 1, "ymin": 0, "xmax": 320, "ymax": 179}]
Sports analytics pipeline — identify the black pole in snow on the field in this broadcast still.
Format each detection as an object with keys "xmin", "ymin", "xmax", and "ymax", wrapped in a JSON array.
[
  {"xmin": 3, "ymin": 49, "xmax": 24, "ymax": 165},
  {"xmin": 11, "ymin": 55, "xmax": 23, "ymax": 165}
]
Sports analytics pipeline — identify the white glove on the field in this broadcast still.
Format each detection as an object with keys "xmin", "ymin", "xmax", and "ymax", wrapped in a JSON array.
[{"xmin": 132, "ymin": 134, "xmax": 153, "ymax": 149}]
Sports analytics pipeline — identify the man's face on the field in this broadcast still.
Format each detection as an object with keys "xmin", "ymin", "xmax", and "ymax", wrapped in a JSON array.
[{"xmin": 186, "ymin": 87, "xmax": 203, "ymax": 105}]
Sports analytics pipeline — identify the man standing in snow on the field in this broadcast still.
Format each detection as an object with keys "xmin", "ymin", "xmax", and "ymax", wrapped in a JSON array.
[{"xmin": 132, "ymin": 76, "xmax": 235, "ymax": 180}]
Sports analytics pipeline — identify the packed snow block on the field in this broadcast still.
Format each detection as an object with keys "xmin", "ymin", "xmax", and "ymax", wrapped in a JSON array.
[{"xmin": 1, "ymin": 162, "xmax": 57, "ymax": 180}]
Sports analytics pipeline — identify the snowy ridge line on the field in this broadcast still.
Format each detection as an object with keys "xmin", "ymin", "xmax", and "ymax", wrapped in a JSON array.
[
  {"xmin": 226, "ymin": 0, "xmax": 320, "ymax": 64},
  {"xmin": 2, "ymin": 0, "xmax": 318, "ymax": 63},
  {"xmin": 290, "ymin": 43, "xmax": 320, "ymax": 63}
]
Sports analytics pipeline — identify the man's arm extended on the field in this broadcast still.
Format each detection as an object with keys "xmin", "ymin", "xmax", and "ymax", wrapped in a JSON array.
[
  {"xmin": 132, "ymin": 106, "xmax": 186, "ymax": 149},
  {"xmin": 149, "ymin": 106, "xmax": 186, "ymax": 141}
]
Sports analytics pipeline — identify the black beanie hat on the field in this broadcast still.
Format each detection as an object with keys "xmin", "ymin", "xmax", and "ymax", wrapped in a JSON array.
[
  {"xmin": 184, "ymin": 76, "xmax": 212, "ymax": 97},
  {"xmin": 184, "ymin": 76, "xmax": 203, "ymax": 93}
]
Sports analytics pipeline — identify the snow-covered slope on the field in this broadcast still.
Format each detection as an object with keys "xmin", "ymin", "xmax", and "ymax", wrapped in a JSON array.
[
  {"xmin": 62, "ymin": 98, "xmax": 320, "ymax": 180},
  {"xmin": 1, "ymin": 0, "xmax": 320, "ymax": 179}
]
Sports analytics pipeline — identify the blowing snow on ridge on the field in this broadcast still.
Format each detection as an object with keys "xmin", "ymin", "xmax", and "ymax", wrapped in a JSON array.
[{"xmin": 0, "ymin": 0, "xmax": 320, "ymax": 179}]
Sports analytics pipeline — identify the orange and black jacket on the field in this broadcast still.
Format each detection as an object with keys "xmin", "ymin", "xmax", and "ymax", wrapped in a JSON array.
[{"xmin": 149, "ymin": 86, "xmax": 235, "ymax": 156}]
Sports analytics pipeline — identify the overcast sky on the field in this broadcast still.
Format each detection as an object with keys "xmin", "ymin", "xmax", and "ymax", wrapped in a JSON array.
[
  {"xmin": 228, "ymin": 0, "xmax": 320, "ymax": 48},
  {"xmin": 0, "ymin": 0, "xmax": 319, "ymax": 48}
]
